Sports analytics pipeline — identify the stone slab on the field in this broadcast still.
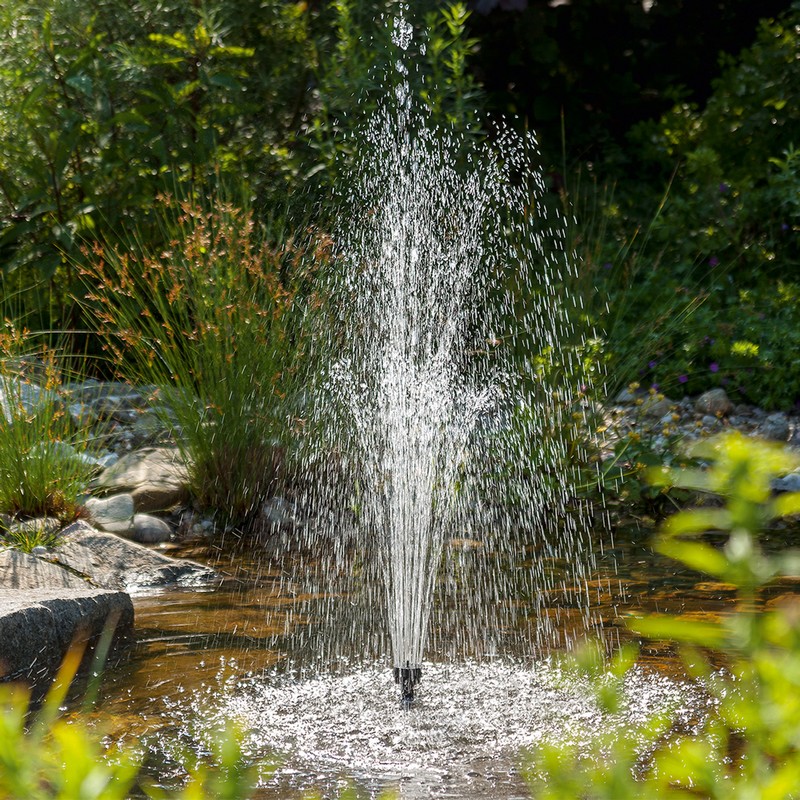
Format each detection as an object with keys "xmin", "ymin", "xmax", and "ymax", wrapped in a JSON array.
[
  {"xmin": 55, "ymin": 521, "xmax": 216, "ymax": 590},
  {"xmin": 0, "ymin": 587, "xmax": 134, "ymax": 698}
]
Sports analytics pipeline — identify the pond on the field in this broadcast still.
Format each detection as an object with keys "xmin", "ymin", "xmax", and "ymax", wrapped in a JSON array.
[{"xmin": 66, "ymin": 517, "xmax": 799, "ymax": 800}]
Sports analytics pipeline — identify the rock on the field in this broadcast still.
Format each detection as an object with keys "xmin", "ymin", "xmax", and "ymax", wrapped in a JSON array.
[
  {"xmin": 759, "ymin": 412, "xmax": 790, "ymax": 442},
  {"xmin": 642, "ymin": 396, "xmax": 673, "ymax": 419},
  {"xmin": 54, "ymin": 521, "xmax": 216, "ymax": 590},
  {"xmin": 128, "ymin": 514, "xmax": 172, "ymax": 544},
  {"xmin": 84, "ymin": 494, "xmax": 134, "ymax": 534},
  {"xmin": 260, "ymin": 497, "xmax": 300, "ymax": 529},
  {"xmin": 695, "ymin": 388, "xmax": 734, "ymax": 417},
  {"xmin": 772, "ymin": 473, "xmax": 800, "ymax": 494},
  {"xmin": 128, "ymin": 410, "xmax": 170, "ymax": 447},
  {"xmin": 701, "ymin": 415, "xmax": 719, "ymax": 427},
  {"xmin": 614, "ymin": 388, "xmax": 638, "ymax": 404},
  {"xmin": 0, "ymin": 548, "xmax": 88, "ymax": 589},
  {"xmin": 0, "ymin": 376, "xmax": 60, "ymax": 422},
  {"xmin": 94, "ymin": 447, "xmax": 190, "ymax": 495},
  {"xmin": 131, "ymin": 482, "xmax": 189, "ymax": 513},
  {"xmin": 0, "ymin": 587, "xmax": 133, "ymax": 700},
  {"xmin": 10, "ymin": 517, "xmax": 62, "ymax": 537}
]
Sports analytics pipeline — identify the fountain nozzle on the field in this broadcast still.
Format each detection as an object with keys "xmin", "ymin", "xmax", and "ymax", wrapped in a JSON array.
[{"xmin": 394, "ymin": 663, "xmax": 422, "ymax": 708}]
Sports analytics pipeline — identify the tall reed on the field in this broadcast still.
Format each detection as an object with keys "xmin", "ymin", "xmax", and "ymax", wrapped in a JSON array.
[{"xmin": 85, "ymin": 197, "xmax": 323, "ymax": 531}]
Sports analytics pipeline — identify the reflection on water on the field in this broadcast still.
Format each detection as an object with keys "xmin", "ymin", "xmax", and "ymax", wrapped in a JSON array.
[{"xmin": 65, "ymin": 523, "xmax": 800, "ymax": 799}]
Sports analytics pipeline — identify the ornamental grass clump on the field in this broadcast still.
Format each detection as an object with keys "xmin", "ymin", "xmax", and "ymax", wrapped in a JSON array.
[
  {"xmin": 0, "ymin": 328, "xmax": 93, "ymax": 536},
  {"xmin": 85, "ymin": 197, "xmax": 322, "ymax": 531}
]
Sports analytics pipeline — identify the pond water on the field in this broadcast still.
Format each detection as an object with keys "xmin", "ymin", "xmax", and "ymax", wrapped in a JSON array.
[{"xmin": 70, "ymin": 521, "xmax": 798, "ymax": 799}]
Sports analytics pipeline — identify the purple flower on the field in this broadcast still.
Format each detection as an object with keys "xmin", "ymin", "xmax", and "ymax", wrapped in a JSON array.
[
  {"xmin": 709, "ymin": 362, "xmax": 719, "ymax": 373},
  {"xmin": 678, "ymin": 375, "xmax": 688, "ymax": 384},
  {"xmin": 782, "ymin": 223, "xmax": 790, "ymax": 232},
  {"xmin": 651, "ymin": 383, "xmax": 660, "ymax": 391},
  {"xmin": 709, "ymin": 256, "xmax": 720, "ymax": 268},
  {"xmin": 603, "ymin": 262, "xmax": 613, "ymax": 270},
  {"xmin": 648, "ymin": 360, "xmax": 657, "ymax": 369},
  {"xmin": 718, "ymin": 183, "xmax": 729, "ymax": 194}
]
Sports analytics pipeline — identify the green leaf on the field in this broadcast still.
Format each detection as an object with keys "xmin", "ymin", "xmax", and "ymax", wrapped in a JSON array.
[
  {"xmin": 772, "ymin": 492, "xmax": 800, "ymax": 518},
  {"xmin": 662, "ymin": 508, "xmax": 731, "ymax": 536},
  {"xmin": 208, "ymin": 73, "xmax": 242, "ymax": 91},
  {"xmin": 656, "ymin": 537, "xmax": 731, "ymax": 579},
  {"xmin": 629, "ymin": 615, "xmax": 727, "ymax": 648}
]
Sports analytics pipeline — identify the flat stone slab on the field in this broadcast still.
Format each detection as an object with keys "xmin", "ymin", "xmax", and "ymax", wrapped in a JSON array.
[
  {"xmin": 0, "ymin": 587, "xmax": 134, "ymax": 697},
  {"xmin": 53, "ymin": 522, "xmax": 216, "ymax": 591},
  {"xmin": 0, "ymin": 548, "xmax": 89, "ymax": 590}
]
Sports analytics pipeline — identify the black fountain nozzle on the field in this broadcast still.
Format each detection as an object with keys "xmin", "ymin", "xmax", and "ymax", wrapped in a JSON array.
[{"xmin": 394, "ymin": 662, "xmax": 422, "ymax": 709}]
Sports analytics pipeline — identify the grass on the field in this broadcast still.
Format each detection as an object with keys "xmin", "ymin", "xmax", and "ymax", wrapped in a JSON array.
[
  {"xmin": 84, "ymin": 195, "xmax": 323, "ymax": 531},
  {"xmin": 0, "ymin": 331, "xmax": 95, "ymax": 533}
]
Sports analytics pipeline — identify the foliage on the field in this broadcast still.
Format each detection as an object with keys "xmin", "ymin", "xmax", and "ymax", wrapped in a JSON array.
[
  {"xmin": 0, "ymin": 324, "xmax": 93, "ymax": 526},
  {"xmin": 467, "ymin": 0, "xmax": 791, "ymax": 170},
  {"xmin": 84, "ymin": 195, "xmax": 324, "ymax": 530},
  {"xmin": 0, "ymin": 647, "xmax": 256, "ymax": 799},
  {"xmin": 529, "ymin": 432, "xmax": 800, "ymax": 797},
  {"xmin": 627, "ymin": 4, "xmax": 800, "ymax": 284},
  {"xmin": 0, "ymin": 0, "xmax": 484, "ymax": 330}
]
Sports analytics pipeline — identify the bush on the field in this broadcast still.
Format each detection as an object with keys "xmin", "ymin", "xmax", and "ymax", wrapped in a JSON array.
[
  {"xmin": 629, "ymin": 3, "xmax": 800, "ymax": 284},
  {"xmin": 529, "ymin": 432, "xmax": 800, "ymax": 797}
]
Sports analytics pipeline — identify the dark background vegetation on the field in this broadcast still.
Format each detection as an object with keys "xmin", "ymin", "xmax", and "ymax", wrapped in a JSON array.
[{"xmin": 1, "ymin": 0, "xmax": 799, "ymax": 406}]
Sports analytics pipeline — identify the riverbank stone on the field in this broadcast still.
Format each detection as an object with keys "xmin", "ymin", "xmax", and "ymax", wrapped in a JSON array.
[
  {"xmin": 0, "ymin": 548, "xmax": 88, "ymax": 589},
  {"xmin": 54, "ymin": 521, "xmax": 216, "ymax": 590},
  {"xmin": 130, "ymin": 514, "xmax": 173, "ymax": 544},
  {"xmin": 84, "ymin": 493, "xmax": 135, "ymax": 535},
  {"xmin": 694, "ymin": 388, "xmax": 734, "ymax": 417},
  {"xmin": 93, "ymin": 447, "xmax": 190, "ymax": 512},
  {"xmin": 759, "ymin": 412, "xmax": 790, "ymax": 442},
  {"xmin": 0, "ymin": 587, "xmax": 134, "ymax": 699}
]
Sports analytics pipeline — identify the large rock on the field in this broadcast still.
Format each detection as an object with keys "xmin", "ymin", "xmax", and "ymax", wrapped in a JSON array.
[
  {"xmin": 93, "ymin": 447, "xmax": 190, "ymax": 511},
  {"xmin": 129, "ymin": 514, "xmax": 173, "ymax": 544},
  {"xmin": 54, "ymin": 521, "xmax": 215, "ymax": 590},
  {"xmin": 0, "ymin": 548, "xmax": 88, "ymax": 590},
  {"xmin": 84, "ymin": 493, "xmax": 135, "ymax": 535},
  {"xmin": 695, "ymin": 388, "xmax": 734, "ymax": 417},
  {"xmin": 0, "ymin": 587, "xmax": 134, "ymax": 698},
  {"xmin": 759, "ymin": 412, "xmax": 790, "ymax": 442}
]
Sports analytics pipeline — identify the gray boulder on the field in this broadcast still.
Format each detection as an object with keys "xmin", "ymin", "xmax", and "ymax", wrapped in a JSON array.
[
  {"xmin": 93, "ymin": 447, "xmax": 190, "ymax": 511},
  {"xmin": 129, "ymin": 514, "xmax": 173, "ymax": 544},
  {"xmin": 54, "ymin": 521, "xmax": 215, "ymax": 590},
  {"xmin": 759, "ymin": 412, "xmax": 790, "ymax": 442},
  {"xmin": 0, "ymin": 548, "xmax": 87, "ymax": 590},
  {"xmin": 84, "ymin": 493, "xmax": 135, "ymax": 535},
  {"xmin": 695, "ymin": 388, "xmax": 734, "ymax": 417},
  {"xmin": 0, "ymin": 587, "xmax": 134, "ymax": 699}
]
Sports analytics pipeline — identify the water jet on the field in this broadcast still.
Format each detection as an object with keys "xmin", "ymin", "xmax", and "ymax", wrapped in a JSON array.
[{"xmin": 304, "ymin": 9, "xmax": 599, "ymax": 693}]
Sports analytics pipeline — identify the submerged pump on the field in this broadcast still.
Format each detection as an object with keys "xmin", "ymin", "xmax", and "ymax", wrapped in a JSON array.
[{"xmin": 394, "ymin": 663, "xmax": 422, "ymax": 708}]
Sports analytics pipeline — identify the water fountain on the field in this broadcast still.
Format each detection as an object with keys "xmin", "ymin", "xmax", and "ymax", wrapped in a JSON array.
[{"xmin": 301, "ymin": 10, "xmax": 600, "ymax": 707}]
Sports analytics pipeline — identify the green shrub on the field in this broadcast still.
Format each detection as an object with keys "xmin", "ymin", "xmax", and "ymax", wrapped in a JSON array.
[
  {"xmin": 529, "ymin": 432, "xmax": 800, "ymax": 797},
  {"xmin": 629, "ymin": 4, "xmax": 800, "ymax": 284}
]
